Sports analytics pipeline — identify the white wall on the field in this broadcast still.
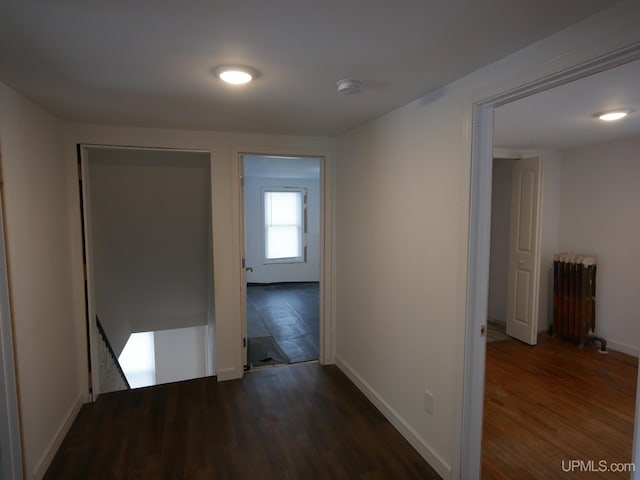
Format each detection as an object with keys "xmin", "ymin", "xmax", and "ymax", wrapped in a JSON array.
[
  {"xmin": 0, "ymin": 82, "xmax": 84, "ymax": 479},
  {"xmin": 87, "ymin": 149, "xmax": 211, "ymax": 355},
  {"xmin": 64, "ymin": 124, "xmax": 336, "ymax": 381},
  {"xmin": 336, "ymin": 85, "xmax": 468, "ymax": 479},
  {"xmin": 87, "ymin": 151, "xmax": 132, "ymax": 356},
  {"xmin": 488, "ymin": 158, "xmax": 513, "ymax": 324},
  {"xmin": 154, "ymin": 326, "xmax": 207, "ymax": 384},
  {"xmin": 559, "ymin": 135, "xmax": 640, "ymax": 355},
  {"xmin": 0, "ymin": 2, "xmax": 633, "ymax": 478},
  {"xmin": 538, "ymin": 150, "xmax": 563, "ymax": 333},
  {"xmin": 244, "ymin": 176, "xmax": 320, "ymax": 283},
  {"xmin": 335, "ymin": 3, "xmax": 640, "ymax": 478}
]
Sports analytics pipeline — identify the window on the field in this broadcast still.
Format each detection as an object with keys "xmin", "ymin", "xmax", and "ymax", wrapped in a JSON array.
[
  {"xmin": 118, "ymin": 331, "xmax": 156, "ymax": 388},
  {"xmin": 263, "ymin": 188, "xmax": 306, "ymax": 263}
]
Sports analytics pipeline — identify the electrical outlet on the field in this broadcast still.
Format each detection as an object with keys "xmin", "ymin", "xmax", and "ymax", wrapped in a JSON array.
[{"xmin": 424, "ymin": 390, "xmax": 434, "ymax": 415}]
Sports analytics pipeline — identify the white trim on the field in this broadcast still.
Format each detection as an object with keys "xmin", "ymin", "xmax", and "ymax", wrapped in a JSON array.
[
  {"xmin": 215, "ymin": 367, "xmax": 242, "ymax": 381},
  {"xmin": 605, "ymin": 340, "xmax": 640, "ymax": 358},
  {"xmin": 232, "ymin": 146, "xmax": 335, "ymax": 372},
  {"xmin": 206, "ymin": 174, "xmax": 216, "ymax": 377},
  {"xmin": 79, "ymin": 146, "xmax": 100, "ymax": 399},
  {"xmin": 323, "ymin": 147, "xmax": 336, "ymax": 364},
  {"xmin": 634, "ymin": 358, "xmax": 640, "ymax": 480},
  {"xmin": 492, "ymin": 148, "xmax": 542, "ymax": 159},
  {"xmin": 335, "ymin": 355, "xmax": 451, "ymax": 479},
  {"xmin": 74, "ymin": 143, "xmax": 209, "ymax": 154},
  {"xmin": 0, "ymin": 192, "xmax": 23, "ymax": 480},
  {"xmin": 461, "ymin": 105, "xmax": 493, "ymax": 479},
  {"xmin": 32, "ymin": 394, "xmax": 84, "ymax": 480},
  {"xmin": 237, "ymin": 155, "xmax": 248, "ymax": 373},
  {"xmin": 462, "ymin": 42, "xmax": 640, "ymax": 480},
  {"xmin": 204, "ymin": 325, "xmax": 213, "ymax": 376},
  {"xmin": 488, "ymin": 41, "xmax": 640, "ymax": 109}
]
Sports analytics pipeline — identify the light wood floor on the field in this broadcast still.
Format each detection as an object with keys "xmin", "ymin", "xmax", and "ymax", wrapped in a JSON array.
[
  {"xmin": 44, "ymin": 363, "xmax": 440, "ymax": 479},
  {"xmin": 483, "ymin": 334, "xmax": 638, "ymax": 479}
]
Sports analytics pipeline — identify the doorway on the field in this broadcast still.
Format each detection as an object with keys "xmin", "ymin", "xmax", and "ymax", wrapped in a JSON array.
[
  {"xmin": 481, "ymin": 58, "xmax": 640, "ymax": 472},
  {"xmin": 463, "ymin": 46, "xmax": 640, "ymax": 478},
  {"xmin": 486, "ymin": 158, "xmax": 516, "ymax": 342},
  {"xmin": 79, "ymin": 146, "xmax": 215, "ymax": 396},
  {"xmin": 240, "ymin": 154, "xmax": 322, "ymax": 369}
]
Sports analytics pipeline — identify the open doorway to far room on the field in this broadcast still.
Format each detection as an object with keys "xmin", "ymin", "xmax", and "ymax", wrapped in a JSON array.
[
  {"xmin": 481, "ymin": 58, "xmax": 640, "ymax": 479},
  {"xmin": 241, "ymin": 155, "xmax": 322, "ymax": 369},
  {"xmin": 80, "ymin": 146, "xmax": 215, "ymax": 395}
]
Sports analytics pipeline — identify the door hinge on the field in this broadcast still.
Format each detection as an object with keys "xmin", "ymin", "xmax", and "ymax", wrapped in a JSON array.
[
  {"xmin": 480, "ymin": 325, "xmax": 486, "ymax": 337},
  {"xmin": 243, "ymin": 337, "xmax": 247, "ymax": 348},
  {"xmin": 242, "ymin": 257, "xmax": 246, "ymax": 269}
]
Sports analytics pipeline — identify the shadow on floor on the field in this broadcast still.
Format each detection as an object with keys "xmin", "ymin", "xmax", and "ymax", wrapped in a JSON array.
[
  {"xmin": 487, "ymin": 320, "xmax": 510, "ymax": 343},
  {"xmin": 247, "ymin": 282, "xmax": 319, "ymax": 367}
]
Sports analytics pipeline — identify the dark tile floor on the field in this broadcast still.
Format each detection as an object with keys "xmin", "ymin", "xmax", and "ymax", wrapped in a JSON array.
[{"xmin": 247, "ymin": 282, "xmax": 319, "ymax": 366}]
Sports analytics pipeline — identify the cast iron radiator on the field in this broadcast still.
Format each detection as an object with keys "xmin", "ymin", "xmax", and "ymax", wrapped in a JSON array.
[{"xmin": 553, "ymin": 253, "xmax": 604, "ymax": 350}]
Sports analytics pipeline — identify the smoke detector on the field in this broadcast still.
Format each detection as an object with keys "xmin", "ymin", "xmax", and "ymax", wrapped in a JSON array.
[{"xmin": 337, "ymin": 79, "xmax": 362, "ymax": 95}]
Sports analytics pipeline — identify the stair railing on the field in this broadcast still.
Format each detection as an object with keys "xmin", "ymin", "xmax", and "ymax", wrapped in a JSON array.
[{"xmin": 96, "ymin": 316, "xmax": 131, "ymax": 390}]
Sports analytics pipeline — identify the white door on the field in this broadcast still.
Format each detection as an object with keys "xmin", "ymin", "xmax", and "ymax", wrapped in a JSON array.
[
  {"xmin": 506, "ymin": 156, "xmax": 543, "ymax": 345},
  {"xmin": 239, "ymin": 155, "xmax": 249, "ymax": 369}
]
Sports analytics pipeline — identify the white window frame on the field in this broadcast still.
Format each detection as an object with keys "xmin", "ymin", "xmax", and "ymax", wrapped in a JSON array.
[{"xmin": 261, "ymin": 187, "xmax": 307, "ymax": 264}]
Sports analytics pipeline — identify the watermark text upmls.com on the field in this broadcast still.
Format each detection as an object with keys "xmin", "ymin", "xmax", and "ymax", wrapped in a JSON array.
[{"xmin": 562, "ymin": 459, "xmax": 635, "ymax": 473}]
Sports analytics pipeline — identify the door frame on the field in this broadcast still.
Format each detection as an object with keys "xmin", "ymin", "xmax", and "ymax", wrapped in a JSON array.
[
  {"xmin": 78, "ymin": 144, "xmax": 214, "ymax": 398},
  {"xmin": 461, "ymin": 44, "xmax": 640, "ymax": 478},
  {"xmin": 233, "ymin": 148, "xmax": 334, "ymax": 373},
  {"xmin": 0, "ymin": 154, "xmax": 23, "ymax": 480}
]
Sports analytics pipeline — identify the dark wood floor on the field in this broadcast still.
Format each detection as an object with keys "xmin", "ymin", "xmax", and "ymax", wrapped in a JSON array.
[
  {"xmin": 483, "ymin": 334, "xmax": 638, "ymax": 479},
  {"xmin": 45, "ymin": 363, "xmax": 440, "ymax": 479}
]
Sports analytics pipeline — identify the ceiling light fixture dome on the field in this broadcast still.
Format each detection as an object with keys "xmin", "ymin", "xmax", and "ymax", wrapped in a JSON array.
[
  {"xmin": 216, "ymin": 66, "xmax": 255, "ymax": 85},
  {"xmin": 597, "ymin": 109, "xmax": 632, "ymax": 121},
  {"xmin": 337, "ymin": 78, "xmax": 362, "ymax": 95}
]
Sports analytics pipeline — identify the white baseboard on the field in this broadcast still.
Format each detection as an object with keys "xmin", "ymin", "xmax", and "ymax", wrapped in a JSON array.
[
  {"xmin": 334, "ymin": 355, "xmax": 451, "ymax": 480},
  {"xmin": 33, "ymin": 393, "xmax": 84, "ymax": 480},
  {"xmin": 605, "ymin": 340, "xmax": 639, "ymax": 358},
  {"xmin": 216, "ymin": 367, "xmax": 242, "ymax": 381}
]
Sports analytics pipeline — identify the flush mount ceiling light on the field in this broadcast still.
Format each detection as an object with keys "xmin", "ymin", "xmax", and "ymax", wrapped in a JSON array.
[
  {"xmin": 596, "ymin": 109, "xmax": 632, "ymax": 121},
  {"xmin": 337, "ymin": 78, "xmax": 362, "ymax": 95},
  {"xmin": 216, "ymin": 66, "xmax": 255, "ymax": 85}
]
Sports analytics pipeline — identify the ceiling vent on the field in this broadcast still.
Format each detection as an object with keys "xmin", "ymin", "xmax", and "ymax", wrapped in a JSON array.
[{"xmin": 337, "ymin": 79, "xmax": 362, "ymax": 95}]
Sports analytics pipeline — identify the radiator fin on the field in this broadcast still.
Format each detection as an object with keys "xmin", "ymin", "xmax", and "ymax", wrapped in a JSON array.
[{"xmin": 553, "ymin": 253, "xmax": 597, "ymax": 345}]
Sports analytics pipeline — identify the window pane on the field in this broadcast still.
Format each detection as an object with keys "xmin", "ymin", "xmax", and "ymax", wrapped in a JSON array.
[
  {"xmin": 264, "ymin": 190, "xmax": 303, "ymax": 260},
  {"xmin": 265, "ymin": 192, "xmax": 300, "ymax": 226},
  {"xmin": 266, "ymin": 225, "xmax": 300, "ymax": 259}
]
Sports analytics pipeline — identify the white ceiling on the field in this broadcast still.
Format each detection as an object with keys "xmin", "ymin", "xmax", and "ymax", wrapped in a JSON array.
[
  {"xmin": 494, "ymin": 59, "xmax": 640, "ymax": 150},
  {"xmin": 0, "ymin": 1, "xmax": 618, "ymax": 136}
]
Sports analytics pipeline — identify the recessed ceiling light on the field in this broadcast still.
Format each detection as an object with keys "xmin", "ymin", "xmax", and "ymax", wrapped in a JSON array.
[
  {"xmin": 597, "ymin": 110, "xmax": 632, "ymax": 121},
  {"xmin": 216, "ymin": 66, "xmax": 255, "ymax": 85},
  {"xmin": 337, "ymin": 79, "xmax": 362, "ymax": 95}
]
